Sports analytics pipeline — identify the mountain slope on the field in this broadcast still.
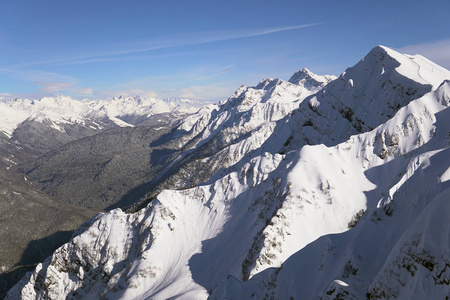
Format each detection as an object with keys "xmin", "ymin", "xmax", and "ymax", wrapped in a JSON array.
[
  {"xmin": 280, "ymin": 46, "xmax": 449, "ymax": 151},
  {"xmin": 6, "ymin": 46, "xmax": 450, "ymax": 299},
  {"xmin": 127, "ymin": 69, "xmax": 335, "ymax": 210},
  {"xmin": 212, "ymin": 80, "xmax": 450, "ymax": 299},
  {"xmin": 0, "ymin": 96, "xmax": 205, "ymax": 169},
  {"xmin": 0, "ymin": 168, "xmax": 96, "ymax": 299},
  {"xmin": 17, "ymin": 122, "xmax": 179, "ymax": 210},
  {"xmin": 0, "ymin": 96, "xmax": 206, "ymax": 295}
]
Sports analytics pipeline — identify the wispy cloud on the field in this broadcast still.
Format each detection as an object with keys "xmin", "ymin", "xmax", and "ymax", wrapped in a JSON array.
[
  {"xmin": 76, "ymin": 87, "xmax": 94, "ymax": 95},
  {"xmin": 0, "ymin": 66, "xmax": 77, "ymax": 83},
  {"xmin": 195, "ymin": 66, "xmax": 234, "ymax": 81},
  {"xmin": 0, "ymin": 23, "xmax": 321, "ymax": 100},
  {"xmin": 34, "ymin": 81, "xmax": 73, "ymax": 93},
  {"xmin": 94, "ymin": 75, "xmax": 234, "ymax": 101},
  {"xmin": 0, "ymin": 93, "xmax": 14, "ymax": 101},
  {"xmin": 0, "ymin": 66, "xmax": 80, "ymax": 98},
  {"xmin": 94, "ymin": 88, "xmax": 158, "ymax": 99},
  {"xmin": 161, "ymin": 85, "xmax": 235, "ymax": 101},
  {"xmin": 11, "ymin": 23, "xmax": 321, "ymax": 67},
  {"xmin": 396, "ymin": 39, "xmax": 450, "ymax": 70},
  {"xmin": 0, "ymin": 92, "xmax": 54, "ymax": 101}
]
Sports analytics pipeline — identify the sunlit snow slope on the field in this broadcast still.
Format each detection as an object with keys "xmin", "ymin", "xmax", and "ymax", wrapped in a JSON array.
[{"xmin": 7, "ymin": 46, "xmax": 450, "ymax": 300}]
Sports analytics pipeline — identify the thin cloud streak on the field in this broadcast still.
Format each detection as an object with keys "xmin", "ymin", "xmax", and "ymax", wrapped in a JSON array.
[
  {"xmin": 76, "ymin": 87, "xmax": 94, "ymax": 95},
  {"xmin": 195, "ymin": 67, "xmax": 234, "ymax": 81},
  {"xmin": 34, "ymin": 81, "xmax": 73, "ymax": 93},
  {"xmin": 0, "ymin": 66, "xmax": 78, "ymax": 84},
  {"xmin": 10, "ymin": 23, "xmax": 322, "ymax": 67},
  {"xmin": 93, "ymin": 88, "xmax": 158, "ymax": 99}
]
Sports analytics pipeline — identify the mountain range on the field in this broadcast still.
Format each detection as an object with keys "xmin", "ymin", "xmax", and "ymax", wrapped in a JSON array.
[
  {"xmin": 0, "ymin": 96, "xmax": 207, "ymax": 297},
  {"xmin": 3, "ymin": 46, "xmax": 450, "ymax": 299}
]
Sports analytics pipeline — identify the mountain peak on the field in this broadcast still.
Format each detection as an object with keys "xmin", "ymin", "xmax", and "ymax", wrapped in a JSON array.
[
  {"xmin": 288, "ymin": 68, "xmax": 336, "ymax": 90},
  {"xmin": 357, "ymin": 45, "xmax": 450, "ymax": 89}
]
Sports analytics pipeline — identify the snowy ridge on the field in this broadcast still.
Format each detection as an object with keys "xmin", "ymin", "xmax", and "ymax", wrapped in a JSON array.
[
  {"xmin": 163, "ymin": 44, "xmax": 450, "ymax": 196},
  {"xmin": 181, "ymin": 68, "xmax": 334, "ymax": 141},
  {"xmin": 282, "ymin": 45, "xmax": 450, "ymax": 150},
  {"xmin": 147, "ymin": 71, "xmax": 334, "ymax": 193},
  {"xmin": 7, "ymin": 46, "xmax": 450, "ymax": 299},
  {"xmin": 288, "ymin": 67, "xmax": 336, "ymax": 89},
  {"xmin": 381, "ymin": 46, "xmax": 450, "ymax": 89},
  {"xmin": 212, "ymin": 83, "xmax": 450, "ymax": 300},
  {"xmin": 0, "ymin": 96, "xmax": 204, "ymax": 137},
  {"xmin": 179, "ymin": 77, "xmax": 328, "ymax": 146}
]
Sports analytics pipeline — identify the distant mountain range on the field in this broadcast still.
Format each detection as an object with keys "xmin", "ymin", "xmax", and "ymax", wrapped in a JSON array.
[
  {"xmin": 4, "ymin": 46, "xmax": 450, "ymax": 299},
  {"xmin": 0, "ymin": 96, "xmax": 204, "ymax": 136},
  {"xmin": 0, "ymin": 96, "xmax": 206, "ymax": 166}
]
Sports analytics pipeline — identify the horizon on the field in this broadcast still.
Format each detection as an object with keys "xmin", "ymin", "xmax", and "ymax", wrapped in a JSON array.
[{"xmin": 1, "ymin": 0, "xmax": 449, "ymax": 102}]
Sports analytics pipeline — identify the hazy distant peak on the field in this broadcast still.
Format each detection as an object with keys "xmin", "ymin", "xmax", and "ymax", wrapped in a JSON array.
[
  {"xmin": 0, "ymin": 96, "xmax": 205, "ymax": 137},
  {"xmin": 288, "ymin": 68, "xmax": 336, "ymax": 89}
]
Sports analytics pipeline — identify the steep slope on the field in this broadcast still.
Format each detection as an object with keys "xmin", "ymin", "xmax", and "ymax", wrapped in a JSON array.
[
  {"xmin": 6, "ymin": 46, "xmax": 450, "ymax": 299},
  {"xmin": 0, "ymin": 168, "xmax": 96, "ymax": 299},
  {"xmin": 281, "ymin": 45, "xmax": 449, "ymax": 151},
  {"xmin": 131, "ymin": 45, "xmax": 447, "ymax": 211},
  {"xmin": 0, "ymin": 96, "xmax": 207, "ymax": 295},
  {"xmin": 128, "ymin": 69, "xmax": 335, "ymax": 210},
  {"xmin": 212, "ymin": 80, "xmax": 450, "ymax": 299}
]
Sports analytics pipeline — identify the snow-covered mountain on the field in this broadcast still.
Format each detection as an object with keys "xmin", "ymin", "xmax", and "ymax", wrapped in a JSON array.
[
  {"xmin": 0, "ymin": 96, "xmax": 206, "ymax": 170},
  {"xmin": 0, "ymin": 96, "xmax": 207, "ymax": 296},
  {"xmin": 0, "ymin": 96, "xmax": 203, "ymax": 137},
  {"xmin": 124, "ymin": 68, "xmax": 336, "ymax": 208},
  {"xmin": 12, "ymin": 68, "xmax": 334, "ymax": 212},
  {"xmin": 7, "ymin": 46, "xmax": 450, "ymax": 299},
  {"xmin": 212, "ymin": 79, "xmax": 450, "ymax": 299}
]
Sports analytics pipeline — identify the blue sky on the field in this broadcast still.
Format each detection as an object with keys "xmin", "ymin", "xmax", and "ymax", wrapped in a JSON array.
[{"xmin": 1, "ymin": 0, "xmax": 449, "ymax": 101}]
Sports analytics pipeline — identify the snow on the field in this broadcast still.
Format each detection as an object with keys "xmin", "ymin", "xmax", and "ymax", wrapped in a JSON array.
[
  {"xmin": 441, "ymin": 166, "xmax": 450, "ymax": 182},
  {"xmin": 288, "ymin": 68, "xmax": 336, "ymax": 89},
  {"xmin": 173, "ymin": 70, "xmax": 333, "ymax": 153},
  {"xmin": 6, "ymin": 46, "xmax": 450, "ymax": 299},
  {"xmin": 0, "ymin": 96, "xmax": 206, "ymax": 136},
  {"xmin": 211, "ymin": 82, "xmax": 450, "ymax": 300},
  {"xmin": 380, "ymin": 45, "xmax": 450, "ymax": 89}
]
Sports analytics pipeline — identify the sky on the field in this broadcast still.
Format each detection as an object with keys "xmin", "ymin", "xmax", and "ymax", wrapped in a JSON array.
[{"xmin": 1, "ymin": 0, "xmax": 449, "ymax": 101}]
